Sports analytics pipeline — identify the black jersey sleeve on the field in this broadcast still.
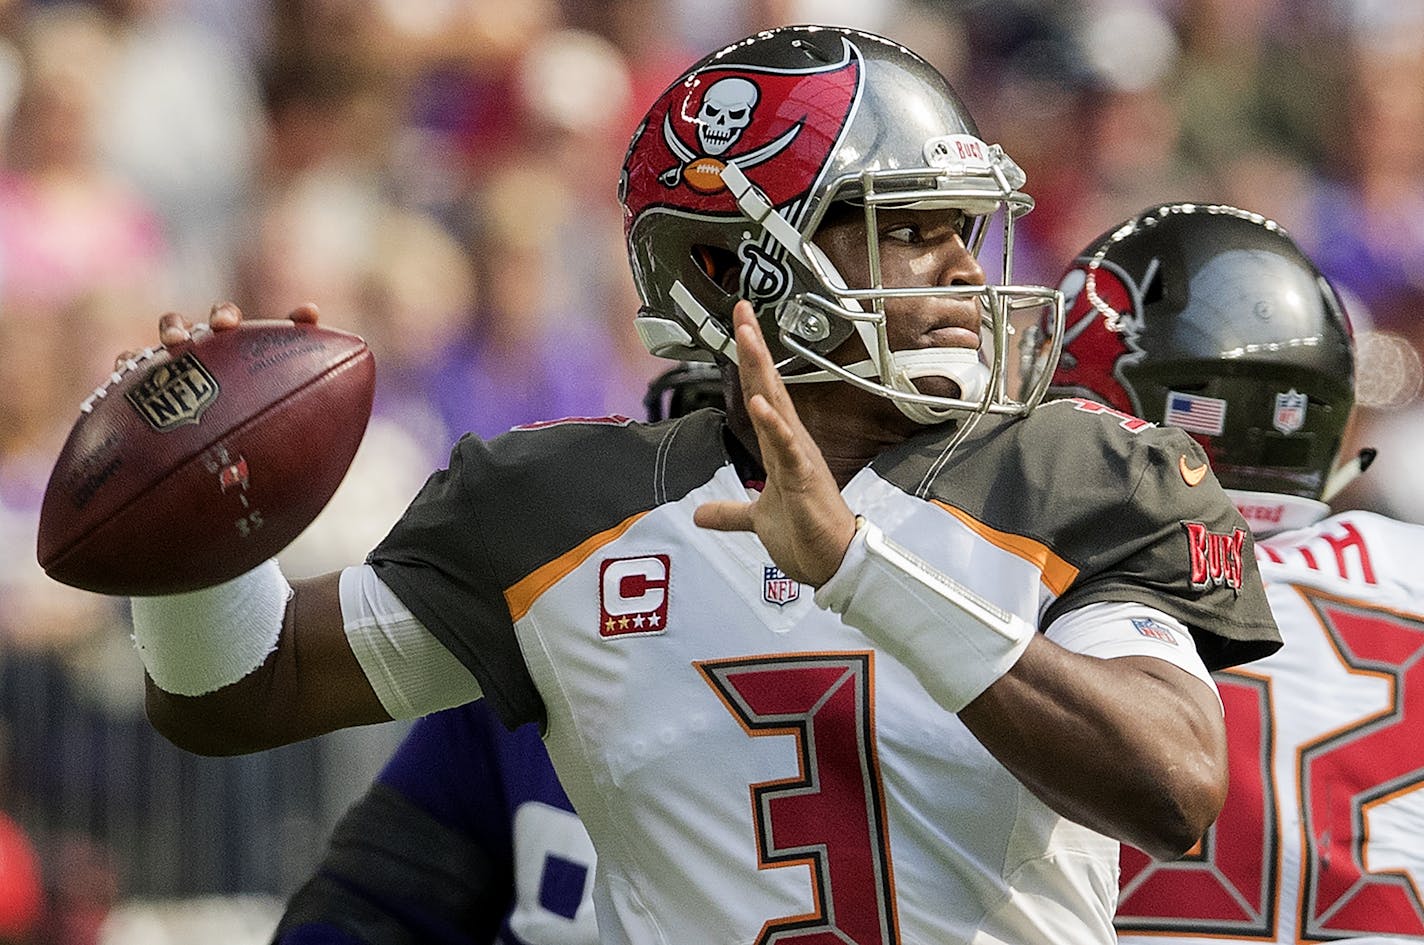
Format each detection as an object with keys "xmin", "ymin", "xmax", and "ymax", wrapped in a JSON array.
[
  {"xmin": 367, "ymin": 412, "xmax": 731, "ymax": 728},
  {"xmin": 897, "ymin": 400, "xmax": 1281, "ymax": 671},
  {"xmin": 366, "ymin": 433, "xmax": 539, "ymax": 728},
  {"xmin": 1040, "ymin": 420, "xmax": 1281, "ymax": 670}
]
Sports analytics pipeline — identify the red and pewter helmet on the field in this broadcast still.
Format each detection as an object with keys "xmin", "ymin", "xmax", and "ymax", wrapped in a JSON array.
[
  {"xmin": 1034, "ymin": 202, "xmax": 1356, "ymax": 527},
  {"xmin": 618, "ymin": 24, "xmax": 1064, "ymax": 426}
]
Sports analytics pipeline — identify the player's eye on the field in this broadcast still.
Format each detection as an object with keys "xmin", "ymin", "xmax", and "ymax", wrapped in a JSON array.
[{"xmin": 883, "ymin": 224, "xmax": 921, "ymax": 245}]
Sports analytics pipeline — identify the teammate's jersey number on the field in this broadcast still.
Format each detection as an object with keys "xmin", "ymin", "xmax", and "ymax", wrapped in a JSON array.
[
  {"xmin": 1117, "ymin": 587, "xmax": 1424, "ymax": 939},
  {"xmin": 699, "ymin": 652, "xmax": 900, "ymax": 945}
]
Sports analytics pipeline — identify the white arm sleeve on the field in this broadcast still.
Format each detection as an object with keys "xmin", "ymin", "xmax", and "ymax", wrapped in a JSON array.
[
  {"xmin": 338, "ymin": 565, "xmax": 482, "ymax": 719},
  {"xmin": 1044, "ymin": 601, "xmax": 1220, "ymax": 707}
]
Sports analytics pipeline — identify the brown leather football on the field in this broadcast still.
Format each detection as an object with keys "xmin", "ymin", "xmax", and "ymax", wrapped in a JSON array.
[{"xmin": 37, "ymin": 320, "xmax": 375, "ymax": 596}]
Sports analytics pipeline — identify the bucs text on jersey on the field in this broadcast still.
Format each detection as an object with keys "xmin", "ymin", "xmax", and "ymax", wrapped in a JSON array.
[{"xmin": 368, "ymin": 398, "xmax": 1278, "ymax": 945}]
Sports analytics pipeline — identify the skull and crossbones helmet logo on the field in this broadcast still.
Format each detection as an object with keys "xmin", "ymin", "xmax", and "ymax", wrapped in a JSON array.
[{"xmin": 695, "ymin": 77, "xmax": 759, "ymax": 155}]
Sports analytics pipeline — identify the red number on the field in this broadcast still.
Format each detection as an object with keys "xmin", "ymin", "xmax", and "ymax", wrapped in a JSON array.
[
  {"xmin": 698, "ymin": 652, "xmax": 899, "ymax": 945},
  {"xmin": 1117, "ymin": 588, "xmax": 1424, "ymax": 939},
  {"xmin": 1298, "ymin": 594, "xmax": 1424, "ymax": 937},
  {"xmin": 1117, "ymin": 674, "xmax": 1278, "ymax": 935}
]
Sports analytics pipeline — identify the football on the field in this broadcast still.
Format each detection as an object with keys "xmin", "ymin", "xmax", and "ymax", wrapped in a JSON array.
[{"xmin": 37, "ymin": 320, "xmax": 375, "ymax": 596}]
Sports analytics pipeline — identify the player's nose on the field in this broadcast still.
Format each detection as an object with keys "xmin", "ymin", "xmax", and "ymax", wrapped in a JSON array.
[{"xmin": 935, "ymin": 236, "xmax": 986, "ymax": 289}]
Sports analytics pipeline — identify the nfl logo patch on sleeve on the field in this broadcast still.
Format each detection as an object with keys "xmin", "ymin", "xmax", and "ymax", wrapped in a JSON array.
[{"xmin": 1130, "ymin": 616, "xmax": 1179, "ymax": 645}]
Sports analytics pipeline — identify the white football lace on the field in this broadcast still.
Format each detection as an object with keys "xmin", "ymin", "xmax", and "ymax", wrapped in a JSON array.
[{"xmin": 78, "ymin": 323, "xmax": 212, "ymax": 414}]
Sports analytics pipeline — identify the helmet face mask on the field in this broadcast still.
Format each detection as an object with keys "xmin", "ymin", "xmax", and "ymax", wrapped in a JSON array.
[
  {"xmin": 619, "ymin": 25, "xmax": 1063, "ymax": 426},
  {"xmin": 1035, "ymin": 203, "xmax": 1356, "ymax": 503}
]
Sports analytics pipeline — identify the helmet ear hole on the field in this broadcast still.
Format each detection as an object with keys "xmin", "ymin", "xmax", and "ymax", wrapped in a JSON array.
[{"xmin": 691, "ymin": 244, "xmax": 741, "ymax": 295}]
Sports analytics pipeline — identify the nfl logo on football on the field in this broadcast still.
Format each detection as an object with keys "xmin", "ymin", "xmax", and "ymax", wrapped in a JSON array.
[
  {"xmin": 1273, "ymin": 389, "xmax": 1307, "ymax": 434},
  {"xmin": 763, "ymin": 565, "xmax": 800, "ymax": 607},
  {"xmin": 126, "ymin": 353, "xmax": 220, "ymax": 431}
]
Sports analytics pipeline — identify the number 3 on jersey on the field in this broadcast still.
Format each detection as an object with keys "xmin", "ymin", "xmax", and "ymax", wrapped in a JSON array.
[
  {"xmin": 1118, "ymin": 587, "xmax": 1424, "ymax": 939},
  {"xmin": 698, "ymin": 652, "xmax": 900, "ymax": 945}
]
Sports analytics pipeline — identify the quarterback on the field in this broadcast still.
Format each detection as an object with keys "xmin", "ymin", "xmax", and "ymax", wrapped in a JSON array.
[{"xmin": 128, "ymin": 27, "xmax": 1277, "ymax": 944}]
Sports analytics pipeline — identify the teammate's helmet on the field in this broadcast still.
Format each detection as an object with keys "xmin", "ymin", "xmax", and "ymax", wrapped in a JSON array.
[
  {"xmin": 1037, "ymin": 203, "xmax": 1354, "ymax": 501},
  {"xmin": 619, "ymin": 25, "xmax": 1063, "ymax": 425},
  {"xmin": 644, "ymin": 361, "xmax": 724, "ymax": 421}
]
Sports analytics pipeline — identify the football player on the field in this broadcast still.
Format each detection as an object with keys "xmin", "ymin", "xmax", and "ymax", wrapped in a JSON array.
[
  {"xmin": 1039, "ymin": 201, "xmax": 1424, "ymax": 942},
  {"xmin": 271, "ymin": 361, "xmax": 721, "ymax": 945},
  {"xmin": 128, "ymin": 27, "xmax": 1278, "ymax": 943},
  {"xmin": 271, "ymin": 701, "xmax": 596, "ymax": 945}
]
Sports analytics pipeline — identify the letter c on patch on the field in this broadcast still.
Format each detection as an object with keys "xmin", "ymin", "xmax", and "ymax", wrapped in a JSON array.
[{"xmin": 601, "ymin": 556, "xmax": 669, "ymax": 616}]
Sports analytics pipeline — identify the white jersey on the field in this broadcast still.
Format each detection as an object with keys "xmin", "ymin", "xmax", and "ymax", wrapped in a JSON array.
[
  {"xmin": 369, "ymin": 405, "xmax": 1278, "ymax": 945},
  {"xmin": 1117, "ymin": 510, "xmax": 1424, "ymax": 943}
]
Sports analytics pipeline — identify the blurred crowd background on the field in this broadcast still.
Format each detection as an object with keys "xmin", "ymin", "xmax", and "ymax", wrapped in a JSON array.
[{"xmin": 0, "ymin": 0, "xmax": 1420, "ymax": 941}]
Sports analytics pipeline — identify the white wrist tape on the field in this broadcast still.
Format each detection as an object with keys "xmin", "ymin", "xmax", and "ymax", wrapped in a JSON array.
[
  {"xmin": 130, "ymin": 559, "xmax": 291, "ymax": 696},
  {"xmin": 815, "ymin": 517, "xmax": 1034, "ymax": 712}
]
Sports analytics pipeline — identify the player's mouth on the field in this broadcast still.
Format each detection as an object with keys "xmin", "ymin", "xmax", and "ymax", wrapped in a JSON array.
[{"xmin": 923, "ymin": 325, "xmax": 981, "ymax": 349}]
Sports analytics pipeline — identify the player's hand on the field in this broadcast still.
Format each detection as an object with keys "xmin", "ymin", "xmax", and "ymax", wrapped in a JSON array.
[
  {"xmin": 693, "ymin": 300, "xmax": 856, "ymax": 587},
  {"xmin": 159, "ymin": 301, "xmax": 320, "ymax": 345},
  {"xmin": 116, "ymin": 302, "xmax": 321, "ymax": 371}
]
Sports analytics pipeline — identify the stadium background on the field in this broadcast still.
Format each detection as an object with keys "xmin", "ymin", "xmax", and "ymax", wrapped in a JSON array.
[{"xmin": 0, "ymin": 0, "xmax": 1420, "ymax": 940}]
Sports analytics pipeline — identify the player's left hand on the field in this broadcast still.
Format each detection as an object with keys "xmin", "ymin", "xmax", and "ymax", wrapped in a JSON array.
[
  {"xmin": 694, "ymin": 301, "xmax": 856, "ymax": 586},
  {"xmin": 159, "ymin": 301, "xmax": 321, "ymax": 345},
  {"xmin": 114, "ymin": 302, "xmax": 323, "ymax": 371}
]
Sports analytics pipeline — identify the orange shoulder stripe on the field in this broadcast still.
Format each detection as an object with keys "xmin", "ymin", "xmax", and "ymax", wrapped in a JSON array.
[
  {"xmin": 504, "ymin": 511, "xmax": 649, "ymax": 622},
  {"xmin": 931, "ymin": 500, "xmax": 1078, "ymax": 597}
]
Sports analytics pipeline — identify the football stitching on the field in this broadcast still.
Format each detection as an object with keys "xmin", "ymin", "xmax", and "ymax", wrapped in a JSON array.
[
  {"xmin": 78, "ymin": 324, "xmax": 215, "ymax": 415},
  {"xmin": 42, "ymin": 346, "xmax": 373, "ymax": 592}
]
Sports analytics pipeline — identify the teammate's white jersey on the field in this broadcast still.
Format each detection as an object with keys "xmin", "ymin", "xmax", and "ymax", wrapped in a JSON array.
[{"xmin": 1117, "ymin": 510, "xmax": 1424, "ymax": 943}]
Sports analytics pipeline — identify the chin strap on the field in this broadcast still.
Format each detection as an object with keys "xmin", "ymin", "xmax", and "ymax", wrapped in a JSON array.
[{"xmin": 781, "ymin": 326, "xmax": 990, "ymax": 425}]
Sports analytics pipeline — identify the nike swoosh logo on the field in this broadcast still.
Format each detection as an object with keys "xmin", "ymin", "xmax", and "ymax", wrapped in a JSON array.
[{"xmin": 1179, "ymin": 454, "xmax": 1208, "ymax": 487}]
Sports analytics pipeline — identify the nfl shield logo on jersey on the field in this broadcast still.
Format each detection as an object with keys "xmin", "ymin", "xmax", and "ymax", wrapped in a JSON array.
[
  {"xmin": 762, "ymin": 566, "xmax": 800, "ymax": 607},
  {"xmin": 1273, "ymin": 389, "xmax": 1308, "ymax": 434}
]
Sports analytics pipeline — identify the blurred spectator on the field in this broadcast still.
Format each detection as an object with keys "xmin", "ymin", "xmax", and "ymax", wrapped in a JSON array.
[
  {"xmin": 429, "ymin": 161, "xmax": 659, "ymax": 440},
  {"xmin": 1299, "ymin": 37, "xmax": 1424, "ymax": 327},
  {"xmin": 41, "ymin": 831, "xmax": 119, "ymax": 945},
  {"xmin": 1168, "ymin": 0, "xmax": 1341, "ymax": 170},
  {"xmin": 94, "ymin": 0, "xmax": 265, "ymax": 310},
  {"xmin": 0, "ymin": 5, "xmax": 170, "ymax": 327}
]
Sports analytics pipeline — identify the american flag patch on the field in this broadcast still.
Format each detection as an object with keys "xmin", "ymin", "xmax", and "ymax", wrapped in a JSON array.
[
  {"xmin": 1131, "ymin": 616, "xmax": 1178, "ymax": 645},
  {"xmin": 1164, "ymin": 391, "xmax": 1226, "ymax": 435}
]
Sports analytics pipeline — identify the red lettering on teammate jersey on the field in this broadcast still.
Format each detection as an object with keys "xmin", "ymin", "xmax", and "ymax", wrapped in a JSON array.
[
  {"xmin": 1063, "ymin": 397, "xmax": 1154, "ymax": 433},
  {"xmin": 1258, "ymin": 520, "xmax": 1377, "ymax": 585},
  {"xmin": 1185, "ymin": 522, "xmax": 1246, "ymax": 591}
]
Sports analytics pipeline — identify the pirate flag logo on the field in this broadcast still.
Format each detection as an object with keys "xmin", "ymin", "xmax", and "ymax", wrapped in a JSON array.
[
  {"xmin": 1050, "ymin": 258, "xmax": 1148, "ymax": 417},
  {"xmin": 621, "ymin": 37, "xmax": 862, "ymax": 225}
]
